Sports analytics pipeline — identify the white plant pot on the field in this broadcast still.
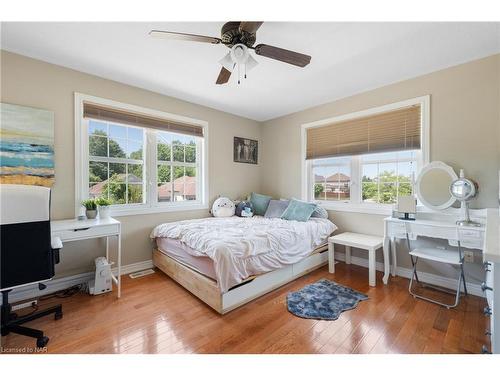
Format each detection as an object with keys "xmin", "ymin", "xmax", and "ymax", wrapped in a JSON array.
[{"xmin": 98, "ymin": 206, "xmax": 111, "ymax": 219}]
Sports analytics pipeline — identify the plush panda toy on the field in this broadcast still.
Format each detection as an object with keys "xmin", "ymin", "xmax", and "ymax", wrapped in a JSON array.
[{"xmin": 211, "ymin": 197, "xmax": 236, "ymax": 218}]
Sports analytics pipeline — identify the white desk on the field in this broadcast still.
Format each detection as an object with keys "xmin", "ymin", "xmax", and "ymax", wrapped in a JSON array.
[
  {"xmin": 51, "ymin": 217, "xmax": 122, "ymax": 298},
  {"xmin": 383, "ymin": 214, "xmax": 485, "ymax": 283}
]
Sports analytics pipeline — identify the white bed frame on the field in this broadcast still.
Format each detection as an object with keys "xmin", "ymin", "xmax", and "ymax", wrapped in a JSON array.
[{"xmin": 153, "ymin": 245, "xmax": 328, "ymax": 314}]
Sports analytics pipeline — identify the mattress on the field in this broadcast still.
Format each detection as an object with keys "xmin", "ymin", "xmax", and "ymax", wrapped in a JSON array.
[
  {"xmin": 151, "ymin": 216, "xmax": 336, "ymax": 292},
  {"xmin": 156, "ymin": 237, "xmax": 217, "ymax": 280},
  {"xmin": 156, "ymin": 237, "xmax": 329, "ymax": 283}
]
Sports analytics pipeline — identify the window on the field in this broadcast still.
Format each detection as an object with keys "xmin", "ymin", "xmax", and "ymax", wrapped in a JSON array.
[
  {"xmin": 75, "ymin": 93, "xmax": 208, "ymax": 216},
  {"xmin": 360, "ymin": 151, "xmax": 417, "ymax": 204},
  {"xmin": 312, "ymin": 157, "xmax": 351, "ymax": 201},
  {"xmin": 302, "ymin": 96, "xmax": 429, "ymax": 214},
  {"xmin": 88, "ymin": 120, "xmax": 145, "ymax": 205}
]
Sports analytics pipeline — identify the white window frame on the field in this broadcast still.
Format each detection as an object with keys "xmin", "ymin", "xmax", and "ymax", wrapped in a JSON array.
[
  {"xmin": 74, "ymin": 93, "xmax": 209, "ymax": 217},
  {"xmin": 301, "ymin": 95, "xmax": 430, "ymax": 215}
]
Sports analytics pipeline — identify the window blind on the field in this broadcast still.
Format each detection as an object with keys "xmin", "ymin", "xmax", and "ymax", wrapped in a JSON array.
[
  {"xmin": 83, "ymin": 102, "xmax": 204, "ymax": 138},
  {"xmin": 306, "ymin": 105, "xmax": 421, "ymax": 160}
]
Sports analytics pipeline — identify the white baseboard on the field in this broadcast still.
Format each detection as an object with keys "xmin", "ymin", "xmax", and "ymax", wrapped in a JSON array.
[
  {"xmin": 335, "ymin": 252, "xmax": 483, "ymax": 297},
  {"xmin": 8, "ymin": 259, "xmax": 154, "ymax": 303}
]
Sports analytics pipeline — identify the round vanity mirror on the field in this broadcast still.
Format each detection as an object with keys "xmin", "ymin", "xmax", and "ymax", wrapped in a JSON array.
[
  {"xmin": 415, "ymin": 161, "xmax": 458, "ymax": 210},
  {"xmin": 450, "ymin": 178, "xmax": 477, "ymax": 201}
]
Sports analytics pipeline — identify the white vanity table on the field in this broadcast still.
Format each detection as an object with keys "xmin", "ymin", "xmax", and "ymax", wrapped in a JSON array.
[{"xmin": 384, "ymin": 211, "xmax": 486, "ymax": 280}]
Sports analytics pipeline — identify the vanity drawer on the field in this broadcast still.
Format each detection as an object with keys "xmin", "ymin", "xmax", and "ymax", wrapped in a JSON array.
[
  {"xmin": 387, "ymin": 222, "xmax": 407, "ymax": 238},
  {"xmin": 485, "ymin": 262, "xmax": 494, "ymax": 309},
  {"xmin": 53, "ymin": 223, "xmax": 120, "ymax": 242}
]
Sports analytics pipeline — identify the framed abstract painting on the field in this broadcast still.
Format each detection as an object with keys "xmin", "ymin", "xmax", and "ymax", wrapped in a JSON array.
[{"xmin": 0, "ymin": 103, "xmax": 55, "ymax": 187}]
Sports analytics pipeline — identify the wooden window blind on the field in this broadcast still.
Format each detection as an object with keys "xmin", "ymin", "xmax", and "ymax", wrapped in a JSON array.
[
  {"xmin": 83, "ymin": 102, "xmax": 204, "ymax": 138},
  {"xmin": 306, "ymin": 105, "xmax": 421, "ymax": 160}
]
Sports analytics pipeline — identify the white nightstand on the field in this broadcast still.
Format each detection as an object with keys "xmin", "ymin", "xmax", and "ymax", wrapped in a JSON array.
[{"xmin": 328, "ymin": 232, "xmax": 386, "ymax": 287}]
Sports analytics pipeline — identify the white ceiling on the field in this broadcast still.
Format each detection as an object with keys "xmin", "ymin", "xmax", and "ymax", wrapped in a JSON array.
[{"xmin": 1, "ymin": 22, "xmax": 499, "ymax": 121}]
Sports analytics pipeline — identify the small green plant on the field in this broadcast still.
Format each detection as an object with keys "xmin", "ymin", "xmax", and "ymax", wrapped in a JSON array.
[
  {"xmin": 82, "ymin": 199, "xmax": 97, "ymax": 210},
  {"xmin": 95, "ymin": 197, "xmax": 111, "ymax": 206}
]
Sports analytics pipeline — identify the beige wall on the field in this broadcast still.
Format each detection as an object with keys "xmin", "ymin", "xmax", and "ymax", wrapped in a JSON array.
[
  {"xmin": 261, "ymin": 54, "xmax": 500, "ymax": 283},
  {"xmin": 0, "ymin": 51, "xmax": 262, "ymax": 277},
  {"xmin": 2, "ymin": 50, "xmax": 499, "ymax": 284}
]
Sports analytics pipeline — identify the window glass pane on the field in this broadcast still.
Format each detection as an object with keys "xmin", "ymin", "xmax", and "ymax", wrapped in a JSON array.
[
  {"xmin": 378, "ymin": 163, "xmax": 397, "ymax": 183},
  {"xmin": 397, "ymin": 161, "xmax": 415, "ymax": 183},
  {"xmin": 157, "ymin": 132, "xmax": 171, "ymax": 144},
  {"xmin": 157, "ymin": 165, "xmax": 171, "ymax": 183},
  {"xmin": 314, "ymin": 183, "xmax": 326, "ymax": 200},
  {"xmin": 89, "ymin": 183, "xmax": 104, "ymax": 199},
  {"xmin": 185, "ymin": 166, "xmax": 196, "ymax": 177},
  {"xmin": 173, "ymin": 145, "xmax": 184, "ymax": 162},
  {"xmin": 313, "ymin": 166, "xmax": 335, "ymax": 200},
  {"xmin": 109, "ymin": 124, "xmax": 127, "ymax": 139},
  {"xmin": 157, "ymin": 142, "xmax": 171, "ymax": 161},
  {"xmin": 380, "ymin": 183, "xmax": 397, "ymax": 204},
  {"xmin": 184, "ymin": 183, "xmax": 196, "ymax": 201},
  {"xmin": 173, "ymin": 166, "xmax": 185, "ymax": 180},
  {"xmin": 128, "ymin": 127, "xmax": 143, "ymax": 142},
  {"xmin": 109, "ymin": 138, "xmax": 127, "ymax": 158},
  {"xmin": 157, "ymin": 183, "xmax": 172, "ymax": 202},
  {"xmin": 109, "ymin": 162, "xmax": 126, "ymax": 181},
  {"xmin": 362, "ymin": 182, "xmax": 378, "ymax": 202},
  {"xmin": 128, "ymin": 164, "xmax": 143, "ymax": 183},
  {"xmin": 89, "ymin": 161, "xmax": 108, "ymax": 182},
  {"xmin": 362, "ymin": 164, "xmax": 378, "ymax": 182},
  {"xmin": 398, "ymin": 183, "xmax": 413, "ymax": 198},
  {"xmin": 89, "ymin": 120, "xmax": 107, "ymax": 136},
  {"xmin": 128, "ymin": 184, "xmax": 143, "ymax": 204},
  {"xmin": 128, "ymin": 140, "xmax": 143, "ymax": 159},
  {"xmin": 337, "ymin": 166, "xmax": 351, "ymax": 201},
  {"xmin": 172, "ymin": 134, "xmax": 188, "ymax": 145},
  {"xmin": 108, "ymin": 184, "xmax": 126, "ymax": 205},
  {"xmin": 89, "ymin": 135, "xmax": 108, "ymax": 157},
  {"xmin": 185, "ymin": 146, "xmax": 196, "ymax": 163}
]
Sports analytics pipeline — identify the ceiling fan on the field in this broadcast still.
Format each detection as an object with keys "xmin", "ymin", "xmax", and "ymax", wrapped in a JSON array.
[{"xmin": 149, "ymin": 22, "xmax": 312, "ymax": 85}]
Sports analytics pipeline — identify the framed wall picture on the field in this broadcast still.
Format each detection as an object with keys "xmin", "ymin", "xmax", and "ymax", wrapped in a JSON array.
[
  {"xmin": 0, "ymin": 103, "xmax": 55, "ymax": 187},
  {"xmin": 234, "ymin": 137, "xmax": 258, "ymax": 164}
]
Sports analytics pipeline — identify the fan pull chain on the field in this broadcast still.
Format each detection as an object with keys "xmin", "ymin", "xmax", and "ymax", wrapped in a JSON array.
[
  {"xmin": 238, "ymin": 63, "xmax": 241, "ymax": 84},
  {"xmin": 244, "ymin": 64, "xmax": 247, "ymax": 79}
]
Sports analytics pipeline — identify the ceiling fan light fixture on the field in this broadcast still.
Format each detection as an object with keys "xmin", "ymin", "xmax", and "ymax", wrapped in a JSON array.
[
  {"xmin": 245, "ymin": 54, "xmax": 258, "ymax": 72},
  {"xmin": 219, "ymin": 52, "xmax": 234, "ymax": 72}
]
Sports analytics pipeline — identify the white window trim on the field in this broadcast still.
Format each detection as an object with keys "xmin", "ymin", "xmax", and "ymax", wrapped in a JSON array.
[
  {"xmin": 300, "ymin": 95, "xmax": 430, "ymax": 215},
  {"xmin": 74, "ymin": 92, "xmax": 209, "ymax": 217}
]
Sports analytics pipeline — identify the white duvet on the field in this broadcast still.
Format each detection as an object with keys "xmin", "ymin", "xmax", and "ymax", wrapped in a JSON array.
[{"xmin": 150, "ymin": 216, "xmax": 337, "ymax": 292}]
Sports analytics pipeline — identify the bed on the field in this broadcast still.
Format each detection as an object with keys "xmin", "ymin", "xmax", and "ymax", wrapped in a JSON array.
[{"xmin": 150, "ymin": 216, "xmax": 337, "ymax": 314}]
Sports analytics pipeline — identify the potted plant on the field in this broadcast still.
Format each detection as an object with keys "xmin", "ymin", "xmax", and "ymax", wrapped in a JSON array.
[
  {"xmin": 95, "ymin": 197, "xmax": 111, "ymax": 219},
  {"xmin": 82, "ymin": 199, "xmax": 97, "ymax": 219}
]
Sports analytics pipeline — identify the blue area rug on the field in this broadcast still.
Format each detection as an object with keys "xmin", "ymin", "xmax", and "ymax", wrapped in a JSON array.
[{"xmin": 287, "ymin": 279, "xmax": 368, "ymax": 320}]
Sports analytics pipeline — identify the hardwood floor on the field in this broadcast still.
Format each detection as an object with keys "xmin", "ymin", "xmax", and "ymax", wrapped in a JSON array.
[{"xmin": 1, "ymin": 263, "xmax": 489, "ymax": 354}]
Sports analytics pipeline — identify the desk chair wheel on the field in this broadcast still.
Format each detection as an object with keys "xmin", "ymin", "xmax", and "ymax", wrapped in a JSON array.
[
  {"xmin": 36, "ymin": 336, "xmax": 49, "ymax": 348},
  {"xmin": 54, "ymin": 311, "xmax": 63, "ymax": 320}
]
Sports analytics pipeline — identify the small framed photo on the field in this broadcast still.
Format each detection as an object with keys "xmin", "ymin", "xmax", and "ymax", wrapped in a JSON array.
[{"xmin": 234, "ymin": 137, "xmax": 258, "ymax": 165}]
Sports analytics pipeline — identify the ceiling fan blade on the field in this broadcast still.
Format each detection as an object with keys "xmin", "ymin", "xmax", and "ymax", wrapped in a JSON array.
[
  {"xmin": 239, "ymin": 22, "xmax": 264, "ymax": 34},
  {"xmin": 216, "ymin": 67, "xmax": 232, "ymax": 84},
  {"xmin": 254, "ymin": 44, "xmax": 311, "ymax": 67},
  {"xmin": 149, "ymin": 30, "xmax": 221, "ymax": 44}
]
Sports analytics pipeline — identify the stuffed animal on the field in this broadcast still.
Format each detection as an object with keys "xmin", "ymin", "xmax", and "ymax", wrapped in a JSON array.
[
  {"xmin": 235, "ymin": 201, "xmax": 253, "ymax": 217},
  {"xmin": 211, "ymin": 197, "xmax": 235, "ymax": 217}
]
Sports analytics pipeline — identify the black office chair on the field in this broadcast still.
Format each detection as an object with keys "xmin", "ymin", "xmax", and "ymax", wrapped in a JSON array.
[{"xmin": 1, "ymin": 184, "xmax": 63, "ymax": 348}]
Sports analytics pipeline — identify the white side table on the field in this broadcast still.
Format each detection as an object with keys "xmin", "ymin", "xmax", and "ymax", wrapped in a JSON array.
[{"xmin": 328, "ymin": 232, "xmax": 386, "ymax": 287}]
